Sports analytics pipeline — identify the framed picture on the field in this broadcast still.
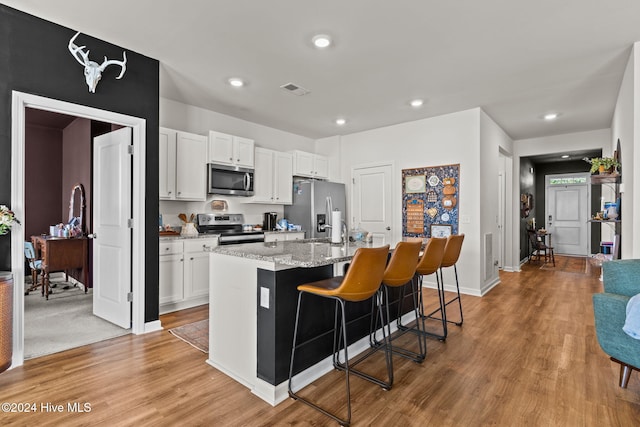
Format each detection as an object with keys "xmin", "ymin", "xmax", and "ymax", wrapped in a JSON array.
[
  {"xmin": 430, "ymin": 224, "xmax": 452, "ymax": 238},
  {"xmin": 405, "ymin": 175, "xmax": 426, "ymax": 193}
]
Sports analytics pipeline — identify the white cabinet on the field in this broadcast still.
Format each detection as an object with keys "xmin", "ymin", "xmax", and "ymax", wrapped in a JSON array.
[
  {"xmin": 183, "ymin": 239, "xmax": 217, "ymax": 300},
  {"xmin": 159, "ymin": 241, "xmax": 184, "ymax": 305},
  {"xmin": 249, "ymin": 147, "xmax": 293, "ymax": 204},
  {"xmin": 264, "ymin": 232, "xmax": 305, "ymax": 243},
  {"xmin": 291, "ymin": 150, "xmax": 328, "ymax": 179},
  {"xmin": 159, "ymin": 128, "xmax": 177, "ymax": 199},
  {"xmin": 159, "ymin": 238, "xmax": 217, "ymax": 314},
  {"xmin": 208, "ymin": 130, "xmax": 255, "ymax": 168},
  {"xmin": 159, "ymin": 127, "xmax": 208, "ymax": 201}
]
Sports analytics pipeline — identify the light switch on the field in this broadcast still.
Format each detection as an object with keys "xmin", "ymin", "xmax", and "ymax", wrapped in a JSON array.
[{"xmin": 260, "ymin": 287, "xmax": 270, "ymax": 309}]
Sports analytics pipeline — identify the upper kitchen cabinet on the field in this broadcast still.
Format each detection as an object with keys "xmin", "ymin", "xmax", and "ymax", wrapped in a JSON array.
[
  {"xmin": 291, "ymin": 150, "xmax": 328, "ymax": 179},
  {"xmin": 208, "ymin": 130, "xmax": 255, "ymax": 168},
  {"xmin": 159, "ymin": 127, "xmax": 208, "ymax": 201},
  {"xmin": 249, "ymin": 147, "xmax": 293, "ymax": 204}
]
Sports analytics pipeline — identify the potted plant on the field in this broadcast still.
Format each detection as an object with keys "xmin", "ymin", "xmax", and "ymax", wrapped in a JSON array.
[
  {"xmin": 0, "ymin": 205, "xmax": 19, "ymax": 235},
  {"xmin": 584, "ymin": 157, "xmax": 621, "ymax": 174}
]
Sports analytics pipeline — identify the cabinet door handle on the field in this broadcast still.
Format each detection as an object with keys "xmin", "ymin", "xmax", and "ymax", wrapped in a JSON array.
[
  {"xmin": 229, "ymin": 157, "xmax": 233, "ymax": 161},
  {"xmin": 190, "ymin": 257, "xmax": 194, "ymax": 260}
]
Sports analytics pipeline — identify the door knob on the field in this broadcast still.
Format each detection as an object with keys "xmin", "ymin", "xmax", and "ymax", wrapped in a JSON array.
[
  {"xmin": 87, "ymin": 233, "xmax": 97, "ymax": 239},
  {"xmin": 386, "ymin": 226, "xmax": 391, "ymax": 231}
]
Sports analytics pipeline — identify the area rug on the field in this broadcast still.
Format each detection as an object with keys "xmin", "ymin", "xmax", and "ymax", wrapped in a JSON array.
[
  {"xmin": 540, "ymin": 255, "xmax": 588, "ymax": 274},
  {"xmin": 169, "ymin": 319, "xmax": 208, "ymax": 353}
]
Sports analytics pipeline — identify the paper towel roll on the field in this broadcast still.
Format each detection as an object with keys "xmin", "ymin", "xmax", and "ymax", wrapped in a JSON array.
[{"xmin": 331, "ymin": 210, "xmax": 342, "ymax": 243}]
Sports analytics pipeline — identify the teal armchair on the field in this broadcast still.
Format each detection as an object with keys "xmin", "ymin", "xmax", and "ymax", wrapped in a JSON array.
[{"xmin": 593, "ymin": 259, "xmax": 640, "ymax": 388}]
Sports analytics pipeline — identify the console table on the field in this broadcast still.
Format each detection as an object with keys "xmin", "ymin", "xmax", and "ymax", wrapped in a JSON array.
[{"xmin": 31, "ymin": 235, "xmax": 89, "ymax": 300}]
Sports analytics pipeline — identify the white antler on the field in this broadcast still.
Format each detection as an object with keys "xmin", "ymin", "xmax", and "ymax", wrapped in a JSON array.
[
  {"xmin": 68, "ymin": 32, "xmax": 91, "ymax": 66},
  {"xmin": 67, "ymin": 31, "xmax": 127, "ymax": 93},
  {"xmin": 98, "ymin": 52, "xmax": 127, "ymax": 79}
]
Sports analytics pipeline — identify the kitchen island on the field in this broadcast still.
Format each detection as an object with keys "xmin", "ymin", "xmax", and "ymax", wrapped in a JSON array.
[{"xmin": 207, "ymin": 238, "xmax": 414, "ymax": 406}]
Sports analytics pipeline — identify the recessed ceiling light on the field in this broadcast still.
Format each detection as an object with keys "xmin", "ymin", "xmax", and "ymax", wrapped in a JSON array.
[
  {"xmin": 543, "ymin": 113, "xmax": 559, "ymax": 120},
  {"xmin": 335, "ymin": 118, "xmax": 346, "ymax": 126},
  {"xmin": 228, "ymin": 77, "xmax": 245, "ymax": 88},
  {"xmin": 410, "ymin": 99, "xmax": 424, "ymax": 108},
  {"xmin": 561, "ymin": 155, "xmax": 570, "ymax": 159},
  {"xmin": 312, "ymin": 34, "xmax": 332, "ymax": 48}
]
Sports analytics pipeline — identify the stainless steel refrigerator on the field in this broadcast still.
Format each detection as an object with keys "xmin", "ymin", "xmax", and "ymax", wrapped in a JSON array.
[{"xmin": 284, "ymin": 179, "xmax": 346, "ymax": 239}]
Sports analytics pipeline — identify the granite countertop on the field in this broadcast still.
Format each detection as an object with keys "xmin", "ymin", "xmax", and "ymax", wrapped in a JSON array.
[{"xmin": 210, "ymin": 238, "xmax": 388, "ymax": 268}]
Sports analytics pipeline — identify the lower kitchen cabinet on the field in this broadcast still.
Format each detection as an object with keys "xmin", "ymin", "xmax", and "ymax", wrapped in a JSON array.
[{"xmin": 159, "ymin": 238, "xmax": 217, "ymax": 314}]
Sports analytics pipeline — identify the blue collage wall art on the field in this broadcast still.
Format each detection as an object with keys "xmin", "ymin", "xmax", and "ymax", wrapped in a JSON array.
[{"xmin": 402, "ymin": 164, "xmax": 460, "ymax": 238}]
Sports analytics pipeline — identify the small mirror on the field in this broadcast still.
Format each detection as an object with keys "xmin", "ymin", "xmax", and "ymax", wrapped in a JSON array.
[{"xmin": 68, "ymin": 183, "xmax": 85, "ymax": 236}]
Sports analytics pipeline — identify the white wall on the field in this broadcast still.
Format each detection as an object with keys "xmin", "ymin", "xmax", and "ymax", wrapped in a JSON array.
[
  {"xmin": 339, "ymin": 108, "xmax": 486, "ymax": 295},
  {"xmin": 511, "ymin": 129, "xmax": 611, "ymax": 266},
  {"xmin": 480, "ymin": 111, "xmax": 514, "ymax": 282},
  {"xmin": 159, "ymin": 98, "xmax": 315, "ymax": 228},
  {"xmin": 611, "ymin": 43, "xmax": 638, "ymax": 258}
]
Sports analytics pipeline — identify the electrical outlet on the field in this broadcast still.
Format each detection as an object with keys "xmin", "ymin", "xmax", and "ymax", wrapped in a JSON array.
[{"xmin": 260, "ymin": 287, "xmax": 270, "ymax": 309}]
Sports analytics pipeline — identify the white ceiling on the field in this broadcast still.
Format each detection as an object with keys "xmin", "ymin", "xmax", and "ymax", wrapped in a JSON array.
[{"xmin": 5, "ymin": 0, "xmax": 640, "ymax": 141}]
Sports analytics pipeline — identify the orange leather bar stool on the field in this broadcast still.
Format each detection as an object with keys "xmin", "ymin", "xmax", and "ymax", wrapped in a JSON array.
[
  {"xmin": 422, "ymin": 234, "xmax": 465, "ymax": 338},
  {"xmin": 370, "ymin": 241, "xmax": 424, "ymax": 362},
  {"xmin": 288, "ymin": 245, "xmax": 391, "ymax": 426},
  {"xmin": 406, "ymin": 237, "xmax": 448, "ymax": 340}
]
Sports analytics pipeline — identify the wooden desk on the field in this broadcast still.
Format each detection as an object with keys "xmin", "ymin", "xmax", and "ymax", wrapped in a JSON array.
[{"xmin": 31, "ymin": 236, "xmax": 88, "ymax": 300}]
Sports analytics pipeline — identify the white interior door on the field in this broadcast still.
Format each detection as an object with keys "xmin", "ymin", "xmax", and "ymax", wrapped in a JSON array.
[
  {"xmin": 352, "ymin": 163, "xmax": 393, "ymax": 242},
  {"xmin": 93, "ymin": 127, "xmax": 132, "ymax": 328},
  {"xmin": 498, "ymin": 171, "xmax": 505, "ymax": 268},
  {"xmin": 546, "ymin": 173, "xmax": 589, "ymax": 256}
]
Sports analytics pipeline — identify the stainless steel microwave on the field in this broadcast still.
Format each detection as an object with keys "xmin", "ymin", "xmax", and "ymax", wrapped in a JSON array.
[{"xmin": 207, "ymin": 163, "xmax": 254, "ymax": 196}]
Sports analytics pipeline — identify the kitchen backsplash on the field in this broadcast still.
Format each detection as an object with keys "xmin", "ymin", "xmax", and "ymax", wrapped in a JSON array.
[{"xmin": 160, "ymin": 198, "xmax": 284, "ymax": 228}]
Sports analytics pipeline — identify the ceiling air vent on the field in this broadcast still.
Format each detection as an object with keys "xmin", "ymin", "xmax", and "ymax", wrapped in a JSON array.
[{"xmin": 280, "ymin": 82, "xmax": 310, "ymax": 96}]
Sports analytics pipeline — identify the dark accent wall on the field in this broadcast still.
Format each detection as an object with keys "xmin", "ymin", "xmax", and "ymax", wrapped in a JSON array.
[
  {"xmin": 0, "ymin": 5, "xmax": 160, "ymax": 322},
  {"xmin": 519, "ymin": 158, "xmax": 535, "ymax": 261},
  {"xmin": 533, "ymin": 160, "xmax": 601, "ymax": 254}
]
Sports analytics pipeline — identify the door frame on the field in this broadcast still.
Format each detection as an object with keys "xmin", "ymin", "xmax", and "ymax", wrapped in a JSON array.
[
  {"xmin": 10, "ymin": 91, "xmax": 147, "ymax": 368},
  {"xmin": 545, "ymin": 172, "xmax": 591, "ymax": 256}
]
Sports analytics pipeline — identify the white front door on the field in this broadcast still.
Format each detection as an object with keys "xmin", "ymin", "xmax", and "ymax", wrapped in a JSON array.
[
  {"xmin": 351, "ymin": 163, "xmax": 393, "ymax": 242},
  {"xmin": 546, "ymin": 173, "xmax": 590, "ymax": 256},
  {"xmin": 93, "ymin": 127, "xmax": 132, "ymax": 328}
]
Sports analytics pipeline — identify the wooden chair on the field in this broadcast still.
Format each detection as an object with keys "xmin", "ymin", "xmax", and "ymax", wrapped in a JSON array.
[{"xmin": 527, "ymin": 229, "xmax": 555, "ymax": 266}]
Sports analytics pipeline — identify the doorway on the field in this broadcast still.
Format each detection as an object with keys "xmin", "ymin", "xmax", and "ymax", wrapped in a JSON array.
[
  {"xmin": 351, "ymin": 162, "xmax": 394, "ymax": 242},
  {"xmin": 545, "ymin": 173, "xmax": 590, "ymax": 256},
  {"xmin": 10, "ymin": 91, "xmax": 147, "ymax": 368}
]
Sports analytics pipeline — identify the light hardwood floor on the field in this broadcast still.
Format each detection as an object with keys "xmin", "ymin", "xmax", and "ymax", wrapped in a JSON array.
[{"xmin": 1, "ymin": 257, "xmax": 639, "ymax": 426}]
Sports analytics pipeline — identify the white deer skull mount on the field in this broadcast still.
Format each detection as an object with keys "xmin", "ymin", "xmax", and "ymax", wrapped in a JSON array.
[{"xmin": 68, "ymin": 32, "xmax": 127, "ymax": 93}]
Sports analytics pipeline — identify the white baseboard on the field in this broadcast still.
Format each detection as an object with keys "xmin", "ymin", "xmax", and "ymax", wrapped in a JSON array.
[{"xmin": 143, "ymin": 320, "xmax": 163, "ymax": 334}]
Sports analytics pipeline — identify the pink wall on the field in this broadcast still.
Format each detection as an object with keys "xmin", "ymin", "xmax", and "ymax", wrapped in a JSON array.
[
  {"xmin": 25, "ymin": 117, "xmax": 94, "ymax": 287},
  {"xmin": 24, "ymin": 125, "xmax": 63, "ymax": 238},
  {"xmin": 62, "ymin": 118, "xmax": 91, "ymax": 231}
]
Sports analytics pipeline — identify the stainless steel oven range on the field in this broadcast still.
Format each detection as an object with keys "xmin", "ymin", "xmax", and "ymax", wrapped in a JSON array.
[{"xmin": 196, "ymin": 213, "xmax": 264, "ymax": 245}]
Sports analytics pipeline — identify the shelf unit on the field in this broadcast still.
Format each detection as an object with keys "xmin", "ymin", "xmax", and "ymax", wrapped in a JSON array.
[{"xmin": 589, "ymin": 173, "xmax": 621, "ymax": 260}]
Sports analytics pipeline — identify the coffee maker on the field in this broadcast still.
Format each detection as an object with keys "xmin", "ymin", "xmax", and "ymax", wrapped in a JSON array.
[{"xmin": 263, "ymin": 212, "xmax": 278, "ymax": 231}]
